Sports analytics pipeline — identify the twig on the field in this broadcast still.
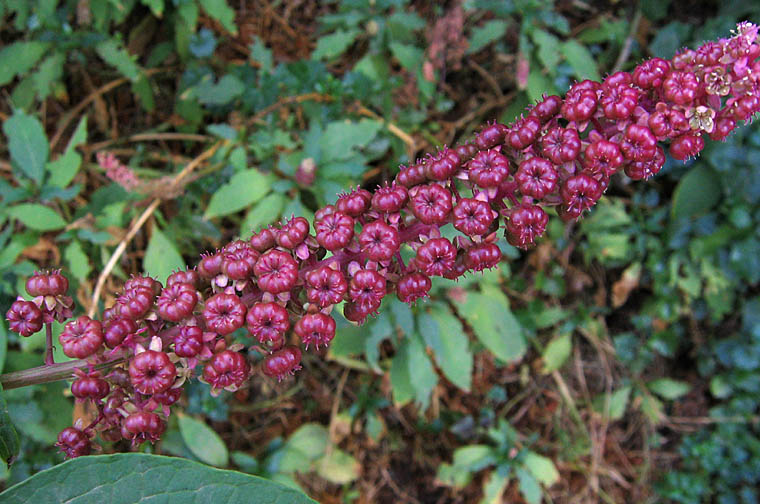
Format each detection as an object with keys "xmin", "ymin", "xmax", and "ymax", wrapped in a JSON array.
[
  {"xmin": 612, "ymin": 8, "xmax": 642, "ymax": 73},
  {"xmin": 44, "ymin": 323, "xmax": 55, "ymax": 366},
  {"xmin": 87, "ymin": 141, "xmax": 223, "ymax": 317},
  {"xmin": 246, "ymin": 92, "xmax": 334, "ymax": 126},
  {"xmin": 353, "ymin": 103, "xmax": 418, "ymax": 151},
  {"xmin": 0, "ymin": 357, "xmax": 124, "ymax": 390},
  {"xmin": 88, "ymin": 132, "xmax": 213, "ymax": 152}
]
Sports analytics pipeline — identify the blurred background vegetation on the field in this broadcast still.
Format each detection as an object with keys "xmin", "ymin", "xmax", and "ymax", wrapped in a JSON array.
[{"xmin": 2, "ymin": 0, "xmax": 760, "ymax": 502}]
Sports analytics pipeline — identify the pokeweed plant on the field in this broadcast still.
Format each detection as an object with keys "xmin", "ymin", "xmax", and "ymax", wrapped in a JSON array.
[{"xmin": 2, "ymin": 19, "xmax": 760, "ymax": 502}]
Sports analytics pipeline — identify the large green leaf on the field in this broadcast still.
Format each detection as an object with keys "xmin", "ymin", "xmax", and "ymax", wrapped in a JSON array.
[
  {"xmin": 143, "ymin": 226, "xmax": 186, "ymax": 283},
  {"xmin": 7, "ymin": 203, "xmax": 66, "ymax": 231},
  {"xmin": 0, "ymin": 383, "xmax": 20, "ymax": 466},
  {"xmin": 461, "ymin": 286, "xmax": 526, "ymax": 363},
  {"xmin": 0, "ymin": 41, "xmax": 50, "ymax": 86},
  {"xmin": 204, "ymin": 170, "xmax": 274, "ymax": 219},
  {"xmin": 178, "ymin": 412, "xmax": 229, "ymax": 467},
  {"xmin": 671, "ymin": 164, "xmax": 722, "ymax": 220},
  {"xmin": 320, "ymin": 119, "xmax": 382, "ymax": 162},
  {"xmin": 0, "ymin": 453, "xmax": 316, "ymax": 503},
  {"xmin": 390, "ymin": 334, "xmax": 437, "ymax": 408},
  {"xmin": 560, "ymin": 40, "xmax": 602, "ymax": 82},
  {"xmin": 418, "ymin": 308, "xmax": 473, "ymax": 392},
  {"xmin": 3, "ymin": 111, "xmax": 49, "ymax": 184}
]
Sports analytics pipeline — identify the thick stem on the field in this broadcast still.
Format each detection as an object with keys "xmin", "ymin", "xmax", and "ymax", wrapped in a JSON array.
[
  {"xmin": 44, "ymin": 322, "xmax": 55, "ymax": 366},
  {"xmin": 0, "ymin": 357, "xmax": 124, "ymax": 390}
]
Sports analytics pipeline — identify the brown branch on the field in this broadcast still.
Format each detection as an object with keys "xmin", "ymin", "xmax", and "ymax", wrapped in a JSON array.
[{"xmin": 0, "ymin": 357, "xmax": 124, "ymax": 390}]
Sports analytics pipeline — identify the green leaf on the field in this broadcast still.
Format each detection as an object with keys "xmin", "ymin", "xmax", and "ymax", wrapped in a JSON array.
[
  {"xmin": 178, "ymin": 413, "xmax": 229, "ymax": 467},
  {"xmin": 418, "ymin": 309, "xmax": 473, "ymax": 392},
  {"xmin": 560, "ymin": 40, "xmax": 601, "ymax": 82},
  {"xmin": 143, "ymin": 227, "xmax": 186, "ymax": 283},
  {"xmin": 461, "ymin": 286, "xmax": 526, "ymax": 363},
  {"xmin": 0, "ymin": 453, "xmax": 316, "ymax": 503},
  {"xmin": 32, "ymin": 53, "xmax": 64, "ymax": 101},
  {"xmin": 389, "ymin": 42, "xmax": 423, "ymax": 72},
  {"xmin": 194, "ymin": 74, "xmax": 245, "ymax": 106},
  {"xmin": 542, "ymin": 333, "xmax": 571, "ymax": 373},
  {"xmin": 526, "ymin": 67, "xmax": 559, "ymax": 102},
  {"xmin": 523, "ymin": 451, "xmax": 559, "ymax": 486},
  {"xmin": 315, "ymin": 448, "xmax": 360, "ymax": 484},
  {"xmin": 648, "ymin": 378, "xmax": 691, "ymax": 400},
  {"xmin": 96, "ymin": 40, "xmax": 141, "ymax": 81},
  {"xmin": 3, "ymin": 111, "xmax": 49, "ymax": 184},
  {"xmin": 64, "ymin": 240, "xmax": 92, "ymax": 282},
  {"xmin": 516, "ymin": 467, "xmax": 542, "ymax": 504},
  {"xmin": 312, "ymin": 29, "xmax": 360, "ymax": 60},
  {"xmin": 452, "ymin": 445, "xmax": 498, "ymax": 473},
  {"xmin": 390, "ymin": 334, "xmax": 437, "ymax": 408},
  {"xmin": 481, "ymin": 471, "xmax": 509, "ymax": 504},
  {"xmin": 0, "ymin": 41, "xmax": 49, "ymax": 86},
  {"xmin": 199, "ymin": 0, "xmax": 238, "ymax": 34},
  {"xmin": 467, "ymin": 20, "xmax": 508, "ymax": 54},
  {"xmin": 671, "ymin": 165, "xmax": 722, "ymax": 220},
  {"xmin": 320, "ymin": 119, "xmax": 383, "ymax": 162},
  {"xmin": 204, "ymin": 169, "xmax": 274, "ymax": 219},
  {"xmin": 7, "ymin": 203, "xmax": 66, "ymax": 231},
  {"xmin": 593, "ymin": 385, "xmax": 631, "ymax": 420},
  {"xmin": 46, "ymin": 149, "xmax": 82, "ymax": 188},
  {"xmin": 0, "ymin": 320, "xmax": 6, "ymax": 373},
  {"xmin": 141, "ymin": 0, "xmax": 165, "ymax": 17},
  {"xmin": 531, "ymin": 29, "xmax": 561, "ymax": 72},
  {"xmin": 241, "ymin": 192, "xmax": 285, "ymax": 236},
  {"xmin": 0, "ymin": 383, "xmax": 20, "ymax": 466}
]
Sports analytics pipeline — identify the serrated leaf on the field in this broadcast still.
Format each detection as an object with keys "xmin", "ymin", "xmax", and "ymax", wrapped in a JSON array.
[
  {"xmin": 648, "ymin": 378, "xmax": 691, "ymax": 400},
  {"xmin": 204, "ymin": 169, "xmax": 274, "ymax": 219},
  {"xmin": 96, "ymin": 40, "xmax": 141, "ymax": 81},
  {"xmin": 143, "ymin": 227, "xmax": 186, "ymax": 283},
  {"xmin": 542, "ymin": 333, "xmax": 571, "ymax": 373},
  {"xmin": 241, "ymin": 192, "xmax": 284, "ymax": 236},
  {"xmin": 178, "ymin": 413, "xmax": 229, "ymax": 467},
  {"xmin": 3, "ymin": 111, "xmax": 49, "ymax": 184},
  {"xmin": 320, "ymin": 119, "xmax": 382, "ymax": 162},
  {"xmin": 64, "ymin": 240, "xmax": 92, "ymax": 282},
  {"xmin": 461, "ymin": 286, "xmax": 526, "ymax": 363},
  {"xmin": 315, "ymin": 448, "xmax": 360, "ymax": 484},
  {"xmin": 523, "ymin": 452, "xmax": 559, "ymax": 486},
  {"xmin": 0, "ymin": 383, "xmax": 20, "ymax": 466},
  {"xmin": 0, "ymin": 41, "xmax": 49, "ymax": 86},
  {"xmin": 7, "ymin": 203, "xmax": 66, "ymax": 231},
  {"xmin": 671, "ymin": 165, "xmax": 722, "ymax": 220},
  {"xmin": 561, "ymin": 40, "xmax": 601, "ymax": 82},
  {"xmin": 199, "ymin": 0, "xmax": 238, "ymax": 34},
  {"xmin": 312, "ymin": 29, "xmax": 360, "ymax": 60},
  {"xmin": 0, "ymin": 453, "xmax": 316, "ymax": 503},
  {"xmin": 418, "ymin": 309, "xmax": 473, "ymax": 392}
]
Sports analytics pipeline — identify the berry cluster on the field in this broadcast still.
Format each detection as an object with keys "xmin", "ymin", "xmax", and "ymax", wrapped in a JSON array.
[{"xmin": 6, "ymin": 24, "xmax": 760, "ymax": 459}]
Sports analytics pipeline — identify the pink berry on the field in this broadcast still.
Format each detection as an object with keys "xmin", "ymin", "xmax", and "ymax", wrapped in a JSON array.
[
  {"xmin": 246, "ymin": 302, "xmax": 290, "ymax": 345},
  {"xmin": 173, "ymin": 325, "xmax": 205, "ymax": 358},
  {"xmin": 203, "ymin": 293, "xmax": 246, "ymax": 335},
  {"xmin": 396, "ymin": 272, "xmax": 432, "ymax": 303},
  {"xmin": 294, "ymin": 313, "xmax": 336, "ymax": 349},
  {"xmin": 414, "ymin": 238, "xmax": 457, "ymax": 277},
  {"xmin": 506, "ymin": 203, "xmax": 548, "ymax": 249},
  {"xmin": 156, "ymin": 282, "xmax": 198, "ymax": 323},
  {"xmin": 203, "ymin": 350, "xmax": 251, "ymax": 391},
  {"xmin": 220, "ymin": 240, "xmax": 259, "ymax": 280},
  {"xmin": 60, "ymin": 316, "xmax": 103, "ymax": 359},
  {"xmin": 262, "ymin": 345, "xmax": 302, "ymax": 380},
  {"xmin": 314, "ymin": 209, "xmax": 355, "ymax": 251},
  {"xmin": 452, "ymin": 198, "xmax": 494, "ymax": 236},
  {"xmin": 467, "ymin": 149, "xmax": 511, "ymax": 188},
  {"xmin": 304, "ymin": 267, "xmax": 348, "ymax": 308},
  {"xmin": 464, "ymin": 243, "xmax": 501, "ymax": 272},
  {"xmin": 6, "ymin": 299, "xmax": 43, "ymax": 337},
  {"xmin": 348, "ymin": 269, "xmax": 386, "ymax": 308},
  {"xmin": 359, "ymin": 220, "xmax": 400, "ymax": 262},
  {"xmin": 129, "ymin": 350, "xmax": 177, "ymax": 395},
  {"xmin": 254, "ymin": 250, "xmax": 299, "ymax": 295},
  {"xmin": 409, "ymin": 183, "xmax": 453, "ymax": 225},
  {"xmin": 121, "ymin": 411, "xmax": 165, "ymax": 445},
  {"xmin": 276, "ymin": 216, "xmax": 310, "ymax": 249},
  {"xmin": 56, "ymin": 427, "xmax": 91, "ymax": 458},
  {"xmin": 515, "ymin": 156, "xmax": 558, "ymax": 199}
]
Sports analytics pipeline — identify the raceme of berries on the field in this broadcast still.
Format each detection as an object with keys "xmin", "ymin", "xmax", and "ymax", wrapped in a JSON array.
[{"xmin": 2, "ymin": 23, "xmax": 755, "ymax": 458}]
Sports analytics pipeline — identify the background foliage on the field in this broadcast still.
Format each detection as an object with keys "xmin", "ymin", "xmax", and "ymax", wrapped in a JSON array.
[{"xmin": 2, "ymin": 0, "xmax": 760, "ymax": 502}]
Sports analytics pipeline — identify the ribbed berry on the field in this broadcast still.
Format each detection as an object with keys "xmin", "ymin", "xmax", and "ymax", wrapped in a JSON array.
[
  {"xmin": 583, "ymin": 139, "xmax": 624, "ymax": 178},
  {"xmin": 173, "ymin": 325, "xmax": 205, "ymax": 358},
  {"xmin": 167, "ymin": 269, "xmax": 199, "ymax": 289},
  {"xmin": 294, "ymin": 313, "xmax": 336, "ymax": 349},
  {"xmin": 415, "ymin": 237, "xmax": 457, "ymax": 277},
  {"xmin": 475, "ymin": 122, "xmax": 508, "ymax": 150},
  {"xmin": 246, "ymin": 302, "xmax": 290, "ymax": 345},
  {"xmin": 425, "ymin": 147, "xmax": 461, "ymax": 180},
  {"xmin": 560, "ymin": 174, "xmax": 603, "ymax": 219},
  {"xmin": 304, "ymin": 267, "xmax": 347, "ymax": 308},
  {"xmin": 359, "ymin": 220, "xmax": 400, "ymax": 262},
  {"xmin": 372, "ymin": 183, "xmax": 408, "ymax": 213},
  {"xmin": 336, "ymin": 187, "xmax": 372, "ymax": 217},
  {"xmin": 467, "ymin": 149, "xmax": 510, "ymax": 188},
  {"xmin": 455, "ymin": 142, "xmax": 479, "ymax": 162},
  {"xmin": 397, "ymin": 162, "xmax": 427, "ymax": 187},
  {"xmin": 342, "ymin": 299, "xmax": 380, "ymax": 324},
  {"xmin": 129, "ymin": 350, "xmax": 177, "ymax": 395},
  {"xmin": 121, "ymin": 411, "xmax": 165, "ymax": 444},
  {"xmin": 464, "ymin": 243, "xmax": 501, "ymax": 272},
  {"xmin": 198, "ymin": 251, "xmax": 223, "ymax": 278},
  {"xmin": 254, "ymin": 250, "xmax": 299, "ymax": 294},
  {"xmin": 506, "ymin": 204, "xmax": 548, "ymax": 249},
  {"xmin": 315, "ymin": 208, "xmax": 355, "ymax": 251},
  {"xmin": 157, "ymin": 282, "xmax": 197, "ymax": 322},
  {"xmin": 124, "ymin": 275, "xmax": 161, "ymax": 296},
  {"xmin": 561, "ymin": 80, "xmax": 599, "ymax": 122},
  {"xmin": 620, "ymin": 124, "xmax": 657, "ymax": 162},
  {"xmin": 530, "ymin": 95, "xmax": 562, "ymax": 123},
  {"xmin": 6, "ymin": 299, "xmax": 43, "ymax": 337},
  {"xmin": 452, "ymin": 198, "xmax": 493, "ymax": 236},
  {"xmin": 669, "ymin": 133, "xmax": 705, "ymax": 161},
  {"xmin": 515, "ymin": 156, "xmax": 558, "ymax": 199},
  {"xmin": 276, "ymin": 216, "xmax": 310, "ymax": 249},
  {"xmin": 396, "ymin": 272, "xmax": 432, "ymax": 303},
  {"xmin": 625, "ymin": 146, "xmax": 665, "ymax": 180},
  {"xmin": 250, "ymin": 227, "xmax": 276, "ymax": 252},
  {"xmin": 541, "ymin": 126, "xmax": 582, "ymax": 164},
  {"xmin": 221, "ymin": 240, "xmax": 259, "ymax": 280},
  {"xmin": 26, "ymin": 270, "xmax": 69, "ymax": 297},
  {"xmin": 203, "ymin": 293, "xmax": 246, "ymax": 335},
  {"xmin": 71, "ymin": 376, "xmax": 110, "ymax": 401},
  {"xmin": 663, "ymin": 71, "xmax": 700, "ymax": 106},
  {"xmin": 600, "ymin": 82, "xmax": 639, "ymax": 120},
  {"xmin": 262, "ymin": 346, "xmax": 302, "ymax": 380},
  {"xmin": 203, "ymin": 350, "xmax": 251, "ymax": 392},
  {"xmin": 56, "ymin": 427, "xmax": 91, "ymax": 458},
  {"xmin": 103, "ymin": 317, "xmax": 138, "ymax": 349},
  {"xmin": 117, "ymin": 286, "xmax": 154, "ymax": 320},
  {"xmin": 409, "ymin": 183, "xmax": 452, "ymax": 225},
  {"xmin": 648, "ymin": 105, "xmax": 689, "ymax": 139},
  {"xmin": 60, "ymin": 316, "xmax": 103, "ymax": 359},
  {"xmin": 632, "ymin": 58, "xmax": 670, "ymax": 89},
  {"xmin": 506, "ymin": 115, "xmax": 541, "ymax": 150},
  {"xmin": 348, "ymin": 269, "xmax": 386, "ymax": 307}
]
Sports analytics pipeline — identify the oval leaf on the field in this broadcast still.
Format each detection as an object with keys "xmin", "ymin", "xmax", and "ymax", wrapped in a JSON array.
[
  {"xmin": 3, "ymin": 111, "xmax": 49, "ymax": 184},
  {"xmin": 178, "ymin": 413, "xmax": 229, "ymax": 467},
  {"xmin": 542, "ymin": 333, "xmax": 572, "ymax": 373},
  {"xmin": 144, "ymin": 227, "xmax": 186, "ymax": 284},
  {"xmin": 671, "ymin": 164, "xmax": 722, "ymax": 220},
  {"xmin": 204, "ymin": 169, "xmax": 273, "ymax": 219},
  {"xmin": 461, "ymin": 287, "xmax": 526, "ymax": 363},
  {"xmin": 648, "ymin": 378, "xmax": 691, "ymax": 400},
  {"xmin": 7, "ymin": 203, "xmax": 66, "ymax": 231},
  {"xmin": 0, "ymin": 383, "xmax": 20, "ymax": 465},
  {"xmin": 0, "ymin": 453, "xmax": 316, "ymax": 503}
]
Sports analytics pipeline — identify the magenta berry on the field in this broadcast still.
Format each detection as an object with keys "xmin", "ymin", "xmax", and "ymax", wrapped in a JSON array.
[
  {"xmin": 116, "ymin": 286, "xmax": 154, "ymax": 320},
  {"xmin": 348, "ymin": 269, "xmax": 386, "ymax": 307},
  {"xmin": 372, "ymin": 183, "xmax": 408, "ymax": 213},
  {"xmin": 246, "ymin": 302, "xmax": 290, "ymax": 345},
  {"xmin": 506, "ymin": 203, "xmax": 548, "ymax": 249},
  {"xmin": 409, "ymin": 183, "xmax": 453, "ymax": 225},
  {"xmin": 475, "ymin": 122, "xmax": 508, "ymax": 150},
  {"xmin": 670, "ymin": 133, "xmax": 705, "ymax": 161},
  {"xmin": 294, "ymin": 313, "xmax": 336, "ymax": 349},
  {"xmin": 515, "ymin": 156, "xmax": 558, "ymax": 199},
  {"xmin": 314, "ymin": 209, "xmax": 355, "ymax": 251},
  {"xmin": 71, "ymin": 375, "xmax": 110, "ymax": 401},
  {"xmin": 60, "ymin": 316, "xmax": 103, "ymax": 359},
  {"xmin": 560, "ymin": 174, "xmax": 603, "ymax": 219},
  {"xmin": 633, "ymin": 58, "xmax": 670, "ymax": 89},
  {"xmin": 467, "ymin": 149, "xmax": 511, "ymax": 188},
  {"xmin": 202, "ymin": 350, "xmax": 251, "ymax": 392},
  {"xmin": 173, "ymin": 325, "xmax": 205, "ymax": 358},
  {"xmin": 541, "ymin": 126, "xmax": 582, "ymax": 164},
  {"xmin": 304, "ymin": 267, "xmax": 348, "ymax": 308},
  {"xmin": 220, "ymin": 240, "xmax": 259, "ymax": 280},
  {"xmin": 425, "ymin": 147, "xmax": 461, "ymax": 180},
  {"xmin": 396, "ymin": 272, "xmax": 432, "ymax": 303},
  {"xmin": 561, "ymin": 80, "xmax": 599, "ymax": 122},
  {"xmin": 452, "ymin": 198, "xmax": 494, "ymax": 236},
  {"xmin": 262, "ymin": 345, "xmax": 302, "ymax": 380},
  {"xmin": 103, "ymin": 317, "xmax": 138, "ymax": 349},
  {"xmin": 56, "ymin": 427, "xmax": 91, "ymax": 458},
  {"xmin": 6, "ymin": 299, "xmax": 43, "ymax": 337},
  {"xmin": 583, "ymin": 139, "xmax": 624, "ymax": 178},
  {"xmin": 464, "ymin": 243, "xmax": 501, "ymax": 272},
  {"xmin": 625, "ymin": 146, "xmax": 666, "ymax": 180},
  {"xmin": 167, "ymin": 269, "xmax": 199, "ymax": 289},
  {"xmin": 359, "ymin": 220, "xmax": 401, "ymax": 262},
  {"xmin": 121, "ymin": 411, "xmax": 165, "ymax": 444},
  {"xmin": 254, "ymin": 250, "xmax": 299, "ymax": 295},
  {"xmin": 198, "ymin": 251, "xmax": 223, "ymax": 278},
  {"xmin": 336, "ymin": 187, "xmax": 372, "ymax": 217},
  {"xmin": 530, "ymin": 95, "xmax": 563, "ymax": 123},
  {"xmin": 507, "ymin": 115, "xmax": 541, "ymax": 150},
  {"xmin": 129, "ymin": 350, "xmax": 177, "ymax": 395},
  {"xmin": 26, "ymin": 269, "xmax": 69, "ymax": 297},
  {"xmin": 663, "ymin": 71, "xmax": 700, "ymax": 106},
  {"xmin": 415, "ymin": 237, "xmax": 457, "ymax": 277},
  {"xmin": 157, "ymin": 282, "xmax": 198, "ymax": 323},
  {"xmin": 250, "ymin": 227, "xmax": 277, "ymax": 252},
  {"xmin": 203, "ymin": 293, "xmax": 246, "ymax": 335},
  {"xmin": 276, "ymin": 216, "xmax": 310, "ymax": 249}
]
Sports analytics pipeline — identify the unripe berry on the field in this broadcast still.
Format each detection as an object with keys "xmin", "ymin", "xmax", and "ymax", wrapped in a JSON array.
[
  {"xmin": 202, "ymin": 350, "xmax": 251, "ymax": 392},
  {"xmin": 246, "ymin": 302, "xmax": 290, "ymax": 345},
  {"xmin": 262, "ymin": 345, "xmax": 302, "ymax": 380},
  {"xmin": 129, "ymin": 350, "xmax": 177, "ymax": 395},
  {"xmin": 203, "ymin": 293, "xmax": 246, "ymax": 335},
  {"xmin": 294, "ymin": 313, "xmax": 336, "ymax": 349},
  {"xmin": 359, "ymin": 220, "xmax": 400, "ymax": 262},
  {"xmin": 60, "ymin": 316, "xmax": 103, "ymax": 359},
  {"xmin": 6, "ymin": 299, "xmax": 43, "ymax": 337}
]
